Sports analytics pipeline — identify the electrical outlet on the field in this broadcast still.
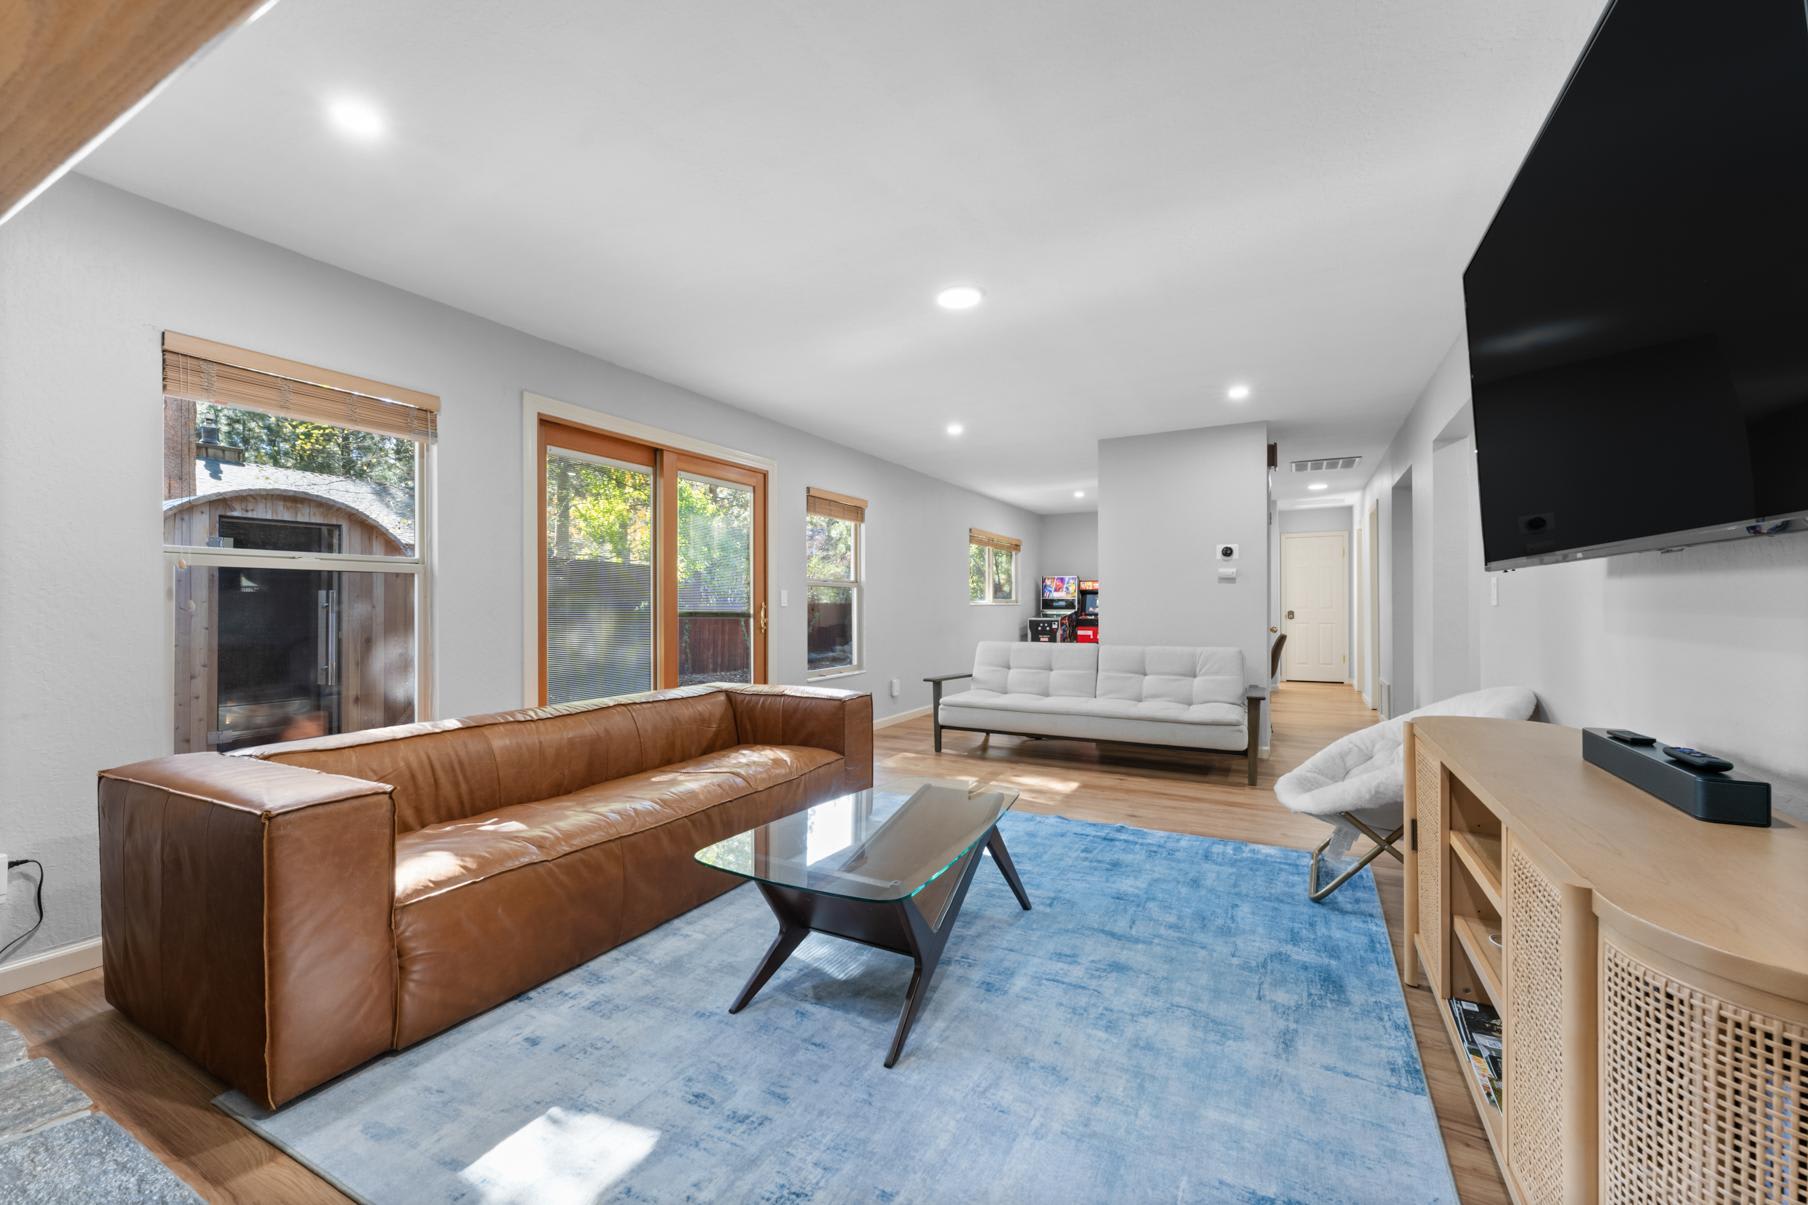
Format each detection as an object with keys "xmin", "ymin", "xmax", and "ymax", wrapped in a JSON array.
[
  {"xmin": 889, "ymin": 678, "xmax": 901, "ymax": 698},
  {"xmin": 1489, "ymin": 576, "xmax": 1500, "ymax": 607},
  {"xmin": 780, "ymin": 589, "xmax": 789, "ymax": 607}
]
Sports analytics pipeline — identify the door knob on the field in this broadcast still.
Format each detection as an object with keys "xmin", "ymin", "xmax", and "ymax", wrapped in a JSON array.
[{"xmin": 1286, "ymin": 610, "xmax": 1295, "ymax": 620}]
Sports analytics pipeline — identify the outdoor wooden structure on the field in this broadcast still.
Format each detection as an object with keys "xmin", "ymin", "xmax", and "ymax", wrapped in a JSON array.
[{"xmin": 166, "ymin": 491, "xmax": 414, "ymax": 753}]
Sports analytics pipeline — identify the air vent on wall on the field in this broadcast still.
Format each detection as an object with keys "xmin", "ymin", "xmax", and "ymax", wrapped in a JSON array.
[{"xmin": 1290, "ymin": 456, "xmax": 1361, "ymax": 473}]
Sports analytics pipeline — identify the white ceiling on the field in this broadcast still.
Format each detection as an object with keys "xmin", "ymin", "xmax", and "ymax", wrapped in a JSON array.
[{"xmin": 81, "ymin": 0, "xmax": 1604, "ymax": 513}]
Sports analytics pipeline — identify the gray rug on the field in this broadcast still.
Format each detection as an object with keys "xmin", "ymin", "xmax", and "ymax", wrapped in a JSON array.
[
  {"xmin": 0, "ymin": 1021, "xmax": 199, "ymax": 1203},
  {"xmin": 0, "ymin": 1058, "xmax": 90, "ymax": 1139},
  {"xmin": 0, "ymin": 1115, "xmax": 200, "ymax": 1204}
]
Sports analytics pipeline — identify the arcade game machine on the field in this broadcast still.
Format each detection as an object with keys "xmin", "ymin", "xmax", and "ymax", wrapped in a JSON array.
[
  {"xmin": 1074, "ymin": 579, "xmax": 1100, "ymax": 642},
  {"xmin": 1028, "ymin": 575, "xmax": 1079, "ymax": 642}
]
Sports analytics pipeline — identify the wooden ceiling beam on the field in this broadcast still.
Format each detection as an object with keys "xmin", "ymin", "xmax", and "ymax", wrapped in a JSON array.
[{"xmin": 0, "ymin": 0, "xmax": 262, "ymax": 226}]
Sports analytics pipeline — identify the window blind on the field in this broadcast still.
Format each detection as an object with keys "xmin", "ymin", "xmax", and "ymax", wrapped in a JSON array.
[
  {"xmin": 162, "ymin": 333, "xmax": 438, "ymax": 442},
  {"xmin": 806, "ymin": 487, "xmax": 867, "ymax": 524},
  {"xmin": 968, "ymin": 526, "xmax": 1021, "ymax": 553}
]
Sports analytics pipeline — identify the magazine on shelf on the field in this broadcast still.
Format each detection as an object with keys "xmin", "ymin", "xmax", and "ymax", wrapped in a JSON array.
[{"xmin": 1449, "ymin": 997, "xmax": 1504, "ymax": 1110}]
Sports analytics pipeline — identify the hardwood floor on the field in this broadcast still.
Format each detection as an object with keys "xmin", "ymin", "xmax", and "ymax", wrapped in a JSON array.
[{"xmin": 0, "ymin": 681, "xmax": 1504, "ymax": 1204}]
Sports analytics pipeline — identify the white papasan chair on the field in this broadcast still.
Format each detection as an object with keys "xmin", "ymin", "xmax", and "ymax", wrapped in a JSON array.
[{"xmin": 1275, "ymin": 686, "xmax": 1538, "ymax": 901}]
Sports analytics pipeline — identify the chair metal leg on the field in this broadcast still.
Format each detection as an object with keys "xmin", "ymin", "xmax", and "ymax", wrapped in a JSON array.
[{"xmin": 1307, "ymin": 815, "xmax": 1405, "ymax": 903}]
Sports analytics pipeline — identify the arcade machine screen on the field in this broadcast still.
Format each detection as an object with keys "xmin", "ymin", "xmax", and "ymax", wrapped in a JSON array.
[{"xmin": 1029, "ymin": 575, "xmax": 1080, "ymax": 641}]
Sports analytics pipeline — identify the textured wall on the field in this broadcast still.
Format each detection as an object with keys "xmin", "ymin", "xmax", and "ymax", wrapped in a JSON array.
[{"xmin": 0, "ymin": 175, "xmax": 1046, "ymax": 960}]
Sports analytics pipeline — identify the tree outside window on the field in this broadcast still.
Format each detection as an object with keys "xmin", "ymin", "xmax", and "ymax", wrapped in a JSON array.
[
  {"xmin": 969, "ymin": 540, "xmax": 1018, "ymax": 604},
  {"xmin": 807, "ymin": 509, "xmax": 860, "ymax": 675}
]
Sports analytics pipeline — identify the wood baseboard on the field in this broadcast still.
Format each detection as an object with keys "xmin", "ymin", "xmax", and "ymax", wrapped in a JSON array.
[
  {"xmin": 874, "ymin": 705, "xmax": 931, "ymax": 731},
  {"xmin": 0, "ymin": 938, "xmax": 102, "ymax": 998}
]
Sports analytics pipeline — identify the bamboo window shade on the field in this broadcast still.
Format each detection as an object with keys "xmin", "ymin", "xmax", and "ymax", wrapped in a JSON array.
[
  {"xmin": 968, "ymin": 526, "xmax": 1021, "ymax": 553},
  {"xmin": 161, "ymin": 332, "xmax": 438, "ymax": 442},
  {"xmin": 805, "ymin": 487, "xmax": 866, "ymax": 524}
]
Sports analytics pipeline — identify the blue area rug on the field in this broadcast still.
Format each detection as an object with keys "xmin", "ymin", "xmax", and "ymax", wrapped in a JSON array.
[{"xmin": 220, "ymin": 813, "xmax": 1455, "ymax": 1204}]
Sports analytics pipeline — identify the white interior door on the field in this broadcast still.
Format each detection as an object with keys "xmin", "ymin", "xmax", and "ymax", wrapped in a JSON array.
[{"xmin": 1281, "ymin": 531, "xmax": 1350, "ymax": 682}]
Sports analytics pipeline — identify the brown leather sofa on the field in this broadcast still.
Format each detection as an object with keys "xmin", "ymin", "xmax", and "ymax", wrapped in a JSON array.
[{"xmin": 97, "ymin": 683, "xmax": 872, "ymax": 1109}]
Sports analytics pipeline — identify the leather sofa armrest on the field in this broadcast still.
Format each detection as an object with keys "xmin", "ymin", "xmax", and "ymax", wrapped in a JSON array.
[
  {"xmin": 98, "ymin": 753, "xmax": 398, "ymax": 1108},
  {"xmin": 721, "ymin": 685, "xmax": 874, "ymax": 792},
  {"xmin": 923, "ymin": 672, "xmax": 974, "ymax": 683}
]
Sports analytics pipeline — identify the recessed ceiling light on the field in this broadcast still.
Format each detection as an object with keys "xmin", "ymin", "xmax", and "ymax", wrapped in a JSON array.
[
  {"xmin": 945, "ymin": 422, "xmax": 964, "ymax": 436},
  {"xmin": 1307, "ymin": 482, "xmax": 1329, "ymax": 491},
  {"xmin": 327, "ymin": 97, "xmax": 386, "ymax": 142},
  {"xmin": 1073, "ymin": 490, "xmax": 1086, "ymax": 499},
  {"xmin": 936, "ymin": 285, "xmax": 984, "ymax": 311},
  {"xmin": 1226, "ymin": 383, "xmax": 1252, "ymax": 402}
]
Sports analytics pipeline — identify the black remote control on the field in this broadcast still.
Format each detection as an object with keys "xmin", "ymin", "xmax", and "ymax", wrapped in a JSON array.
[
  {"xmin": 1606, "ymin": 728, "xmax": 1655, "ymax": 745},
  {"xmin": 1662, "ymin": 745, "xmax": 1733, "ymax": 773}
]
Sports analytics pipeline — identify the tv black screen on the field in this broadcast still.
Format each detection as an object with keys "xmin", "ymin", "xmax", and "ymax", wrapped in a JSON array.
[{"xmin": 1464, "ymin": 0, "xmax": 1808, "ymax": 569}]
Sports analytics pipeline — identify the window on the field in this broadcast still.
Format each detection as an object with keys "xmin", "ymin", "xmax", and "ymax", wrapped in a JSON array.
[
  {"xmin": 537, "ymin": 417, "xmax": 767, "ymax": 704},
  {"xmin": 968, "ymin": 527, "xmax": 1020, "ymax": 604},
  {"xmin": 806, "ymin": 488, "xmax": 865, "ymax": 676},
  {"xmin": 161, "ymin": 333, "xmax": 436, "ymax": 753}
]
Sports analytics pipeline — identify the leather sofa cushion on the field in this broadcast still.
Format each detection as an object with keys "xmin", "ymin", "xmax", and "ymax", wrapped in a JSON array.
[
  {"xmin": 395, "ymin": 743, "xmax": 839, "ymax": 905},
  {"xmin": 250, "ymin": 686, "xmax": 739, "ymax": 833},
  {"xmin": 391, "ymin": 758, "xmax": 843, "ymax": 1047}
]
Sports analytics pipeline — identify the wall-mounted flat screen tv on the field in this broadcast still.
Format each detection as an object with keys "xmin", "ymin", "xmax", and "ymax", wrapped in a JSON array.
[{"xmin": 1464, "ymin": 0, "xmax": 1808, "ymax": 570}]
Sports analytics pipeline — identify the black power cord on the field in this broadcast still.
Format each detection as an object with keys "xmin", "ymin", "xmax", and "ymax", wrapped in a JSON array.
[{"xmin": 0, "ymin": 859, "xmax": 45, "ymax": 966}]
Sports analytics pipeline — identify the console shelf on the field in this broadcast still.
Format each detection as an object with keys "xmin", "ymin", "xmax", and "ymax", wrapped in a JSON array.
[
  {"xmin": 1402, "ymin": 717, "xmax": 1808, "ymax": 1205},
  {"xmin": 1449, "ymin": 829, "xmax": 1502, "ymax": 912}
]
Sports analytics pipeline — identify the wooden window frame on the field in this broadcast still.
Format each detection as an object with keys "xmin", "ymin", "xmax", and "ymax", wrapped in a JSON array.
[
  {"xmin": 968, "ymin": 528, "xmax": 1022, "ymax": 606},
  {"xmin": 160, "ymin": 335, "xmax": 438, "ymax": 746},
  {"xmin": 536, "ymin": 415, "xmax": 768, "ymax": 705},
  {"xmin": 804, "ymin": 494, "xmax": 864, "ymax": 680}
]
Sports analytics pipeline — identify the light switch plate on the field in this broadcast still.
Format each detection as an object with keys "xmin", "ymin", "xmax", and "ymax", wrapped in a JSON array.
[
  {"xmin": 1217, "ymin": 567, "xmax": 1238, "ymax": 581},
  {"xmin": 889, "ymin": 678, "xmax": 901, "ymax": 698},
  {"xmin": 780, "ymin": 589, "xmax": 789, "ymax": 607}
]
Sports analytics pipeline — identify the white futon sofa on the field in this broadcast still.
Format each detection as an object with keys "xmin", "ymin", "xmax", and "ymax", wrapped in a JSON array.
[{"xmin": 926, "ymin": 642, "xmax": 1265, "ymax": 783}]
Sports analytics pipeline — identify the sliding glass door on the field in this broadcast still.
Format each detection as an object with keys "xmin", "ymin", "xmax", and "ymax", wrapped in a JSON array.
[
  {"xmin": 676, "ymin": 470, "xmax": 756, "ymax": 685},
  {"xmin": 539, "ymin": 420, "xmax": 765, "ymax": 704}
]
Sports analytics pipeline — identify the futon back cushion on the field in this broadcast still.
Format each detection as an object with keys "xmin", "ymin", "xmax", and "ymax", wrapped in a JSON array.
[
  {"xmin": 1096, "ymin": 645, "xmax": 1246, "ymax": 708},
  {"xmin": 248, "ymin": 687, "xmax": 739, "ymax": 832},
  {"xmin": 970, "ymin": 641, "xmax": 1100, "ymax": 698}
]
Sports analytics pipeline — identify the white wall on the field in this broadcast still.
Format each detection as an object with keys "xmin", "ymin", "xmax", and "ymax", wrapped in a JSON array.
[
  {"xmin": 1041, "ymin": 512, "xmax": 1098, "ymax": 580},
  {"xmin": 1096, "ymin": 421, "xmax": 1270, "ymax": 712},
  {"xmin": 0, "ymin": 175, "xmax": 1046, "ymax": 958},
  {"xmin": 1361, "ymin": 332, "xmax": 1808, "ymax": 794}
]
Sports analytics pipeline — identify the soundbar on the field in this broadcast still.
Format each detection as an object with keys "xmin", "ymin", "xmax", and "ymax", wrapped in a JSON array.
[{"xmin": 1581, "ymin": 728, "xmax": 1771, "ymax": 826}]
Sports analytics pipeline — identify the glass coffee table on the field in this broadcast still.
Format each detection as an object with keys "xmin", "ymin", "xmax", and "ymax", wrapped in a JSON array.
[{"xmin": 694, "ymin": 780, "xmax": 1030, "ymax": 1067}]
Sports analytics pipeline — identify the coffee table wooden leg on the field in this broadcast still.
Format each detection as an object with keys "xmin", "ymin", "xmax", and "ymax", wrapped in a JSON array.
[
  {"xmin": 986, "ymin": 829, "xmax": 1032, "ymax": 911},
  {"xmin": 885, "ymin": 953, "xmax": 931, "ymax": 1069},
  {"xmin": 730, "ymin": 884, "xmax": 811, "ymax": 1014}
]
